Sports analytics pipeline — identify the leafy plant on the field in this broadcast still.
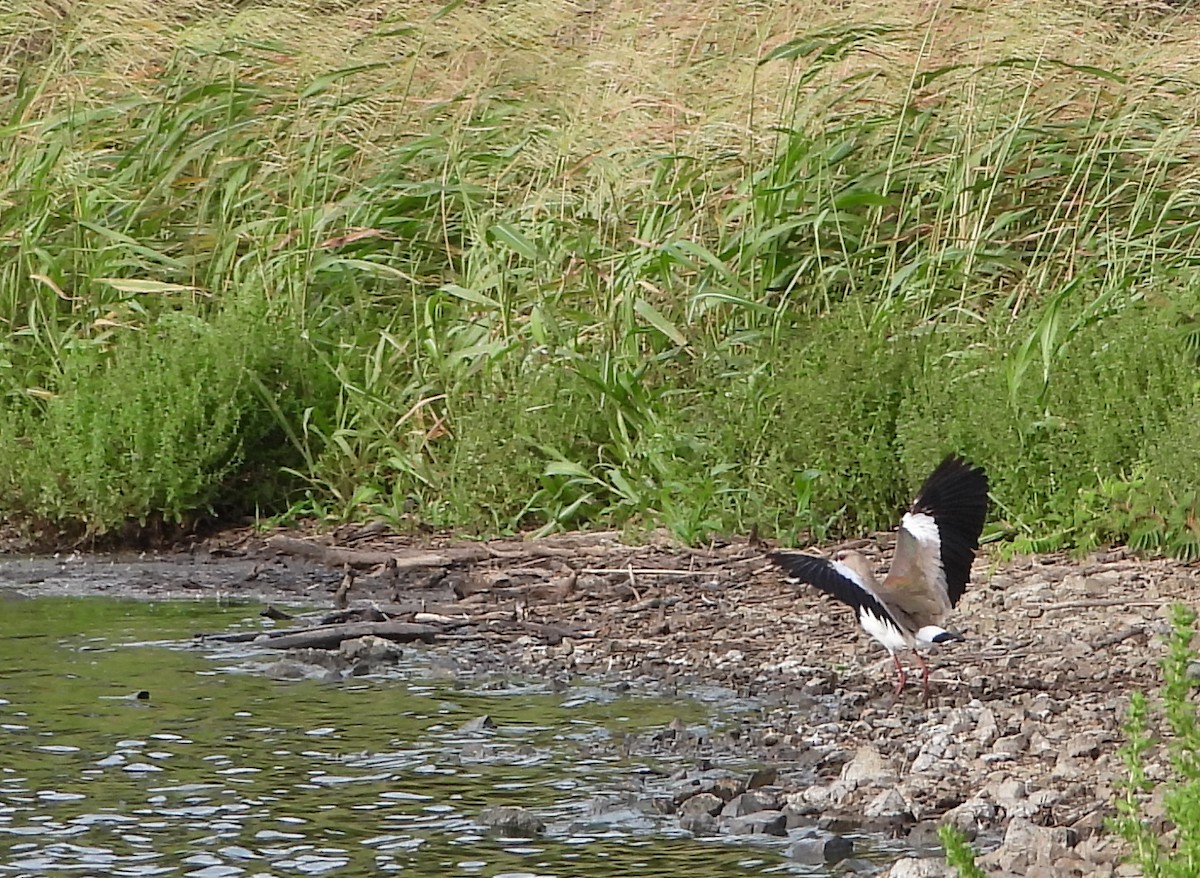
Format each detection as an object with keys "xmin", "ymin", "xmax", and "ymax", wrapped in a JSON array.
[{"xmin": 1114, "ymin": 604, "xmax": 1200, "ymax": 877}]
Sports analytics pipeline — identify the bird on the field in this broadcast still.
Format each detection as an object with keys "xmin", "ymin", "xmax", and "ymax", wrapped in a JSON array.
[{"xmin": 768, "ymin": 455, "xmax": 989, "ymax": 705}]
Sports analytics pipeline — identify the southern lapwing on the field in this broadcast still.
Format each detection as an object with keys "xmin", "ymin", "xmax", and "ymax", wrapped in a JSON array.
[{"xmin": 768, "ymin": 455, "xmax": 989, "ymax": 704}]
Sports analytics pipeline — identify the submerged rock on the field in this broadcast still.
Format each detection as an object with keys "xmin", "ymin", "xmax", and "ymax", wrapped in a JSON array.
[
  {"xmin": 789, "ymin": 828, "xmax": 853, "ymax": 864},
  {"xmin": 477, "ymin": 805, "xmax": 545, "ymax": 837}
]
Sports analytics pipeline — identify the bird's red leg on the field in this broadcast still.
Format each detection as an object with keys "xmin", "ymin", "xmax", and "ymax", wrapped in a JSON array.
[
  {"xmin": 892, "ymin": 652, "xmax": 908, "ymax": 700},
  {"xmin": 913, "ymin": 651, "xmax": 931, "ymax": 706}
]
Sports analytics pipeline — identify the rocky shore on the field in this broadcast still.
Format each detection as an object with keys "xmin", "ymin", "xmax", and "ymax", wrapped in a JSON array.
[{"xmin": 4, "ymin": 526, "xmax": 1192, "ymax": 876}]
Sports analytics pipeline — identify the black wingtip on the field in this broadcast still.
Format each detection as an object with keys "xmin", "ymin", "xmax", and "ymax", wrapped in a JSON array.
[{"xmin": 912, "ymin": 454, "xmax": 989, "ymax": 606}]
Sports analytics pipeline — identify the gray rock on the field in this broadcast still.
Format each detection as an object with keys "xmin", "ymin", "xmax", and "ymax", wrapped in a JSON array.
[
  {"xmin": 747, "ymin": 766, "xmax": 779, "ymax": 789},
  {"xmin": 906, "ymin": 820, "xmax": 946, "ymax": 848},
  {"xmin": 726, "ymin": 809, "xmax": 787, "ymax": 836},
  {"xmin": 679, "ymin": 811, "xmax": 716, "ymax": 835},
  {"xmin": 460, "ymin": 715, "xmax": 497, "ymax": 733},
  {"xmin": 993, "ymin": 733, "xmax": 1027, "ymax": 756},
  {"xmin": 477, "ymin": 805, "xmax": 544, "ymax": 837},
  {"xmin": 885, "ymin": 857, "xmax": 956, "ymax": 878},
  {"xmin": 678, "ymin": 792, "xmax": 723, "ymax": 817},
  {"xmin": 789, "ymin": 829, "xmax": 854, "ymax": 864},
  {"xmin": 942, "ymin": 796, "xmax": 995, "ymax": 834},
  {"xmin": 863, "ymin": 788, "xmax": 911, "ymax": 819},
  {"xmin": 338, "ymin": 634, "xmax": 403, "ymax": 664},
  {"xmin": 841, "ymin": 745, "xmax": 897, "ymax": 786},
  {"xmin": 1065, "ymin": 731, "xmax": 1105, "ymax": 758},
  {"xmin": 835, "ymin": 857, "xmax": 885, "ymax": 875},
  {"xmin": 978, "ymin": 817, "xmax": 1077, "ymax": 873},
  {"xmin": 721, "ymin": 788, "xmax": 782, "ymax": 817}
]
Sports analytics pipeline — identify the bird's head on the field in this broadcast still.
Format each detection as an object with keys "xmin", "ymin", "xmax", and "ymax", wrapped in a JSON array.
[{"xmin": 833, "ymin": 549, "xmax": 878, "ymax": 586}]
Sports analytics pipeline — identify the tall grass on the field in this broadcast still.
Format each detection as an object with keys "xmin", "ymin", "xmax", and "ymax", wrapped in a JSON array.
[{"xmin": 2, "ymin": 2, "xmax": 1200, "ymax": 548}]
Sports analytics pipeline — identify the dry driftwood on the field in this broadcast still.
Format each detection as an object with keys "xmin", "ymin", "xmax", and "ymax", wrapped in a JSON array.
[{"xmin": 265, "ymin": 535, "xmax": 490, "ymax": 570}]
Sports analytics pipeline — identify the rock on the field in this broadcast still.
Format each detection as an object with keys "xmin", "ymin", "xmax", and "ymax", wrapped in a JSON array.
[
  {"xmin": 678, "ymin": 792, "xmax": 723, "ymax": 817},
  {"xmin": 885, "ymin": 858, "xmax": 956, "ymax": 878},
  {"xmin": 460, "ymin": 715, "xmax": 497, "ymax": 733},
  {"xmin": 978, "ymin": 817, "xmax": 1077, "ymax": 873},
  {"xmin": 477, "ymin": 805, "xmax": 544, "ymax": 837},
  {"xmin": 835, "ymin": 857, "xmax": 885, "ymax": 875},
  {"xmin": 864, "ymin": 788, "xmax": 911, "ymax": 819},
  {"xmin": 841, "ymin": 745, "xmax": 897, "ymax": 786},
  {"xmin": 679, "ymin": 811, "xmax": 716, "ymax": 835},
  {"xmin": 993, "ymin": 733, "xmax": 1027, "ymax": 756},
  {"xmin": 1065, "ymin": 731, "xmax": 1105, "ymax": 758},
  {"xmin": 747, "ymin": 766, "xmax": 779, "ymax": 789},
  {"xmin": 906, "ymin": 820, "xmax": 945, "ymax": 849},
  {"xmin": 942, "ymin": 796, "xmax": 995, "ymax": 834},
  {"xmin": 721, "ymin": 789, "xmax": 781, "ymax": 817},
  {"xmin": 974, "ymin": 708, "xmax": 1000, "ymax": 745},
  {"xmin": 338, "ymin": 634, "xmax": 403, "ymax": 664},
  {"xmin": 788, "ymin": 829, "xmax": 854, "ymax": 864},
  {"xmin": 726, "ymin": 809, "xmax": 787, "ymax": 836},
  {"xmin": 789, "ymin": 780, "xmax": 854, "ymax": 810}
]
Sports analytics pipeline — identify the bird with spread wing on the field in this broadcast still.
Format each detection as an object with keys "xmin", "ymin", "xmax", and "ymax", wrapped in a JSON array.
[{"xmin": 769, "ymin": 455, "xmax": 989, "ymax": 704}]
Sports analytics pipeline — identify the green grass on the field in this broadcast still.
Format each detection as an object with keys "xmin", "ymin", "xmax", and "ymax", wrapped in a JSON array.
[{"xmin": 3, "ymin": 1, "xmax": 1200, "ymax": 548}]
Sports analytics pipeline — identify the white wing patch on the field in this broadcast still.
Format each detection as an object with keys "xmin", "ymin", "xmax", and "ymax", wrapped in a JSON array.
[
  {"xmin": 859, "ymin": 607, "xmax": 913, "ymax": 653},
  {"xmin": 901, "ymin": 511, "xmax": 940, "ymax": 548}
]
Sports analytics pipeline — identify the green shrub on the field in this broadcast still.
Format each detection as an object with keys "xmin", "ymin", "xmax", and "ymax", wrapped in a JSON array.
[{"xmin": 1114, "ymin": 603, "xmax": 1200, "ymax": 876}]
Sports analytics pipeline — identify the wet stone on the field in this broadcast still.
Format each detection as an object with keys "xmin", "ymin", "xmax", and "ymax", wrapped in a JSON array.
[
  {"xmin": 725, "ymin": 809, "xmax": 787, "ymax": 836},
  {"xmin": 789, "ymin": 829, "xmax": 854, "ymax": 864},
  {"xmin": 836, "ymin": 856, "xmax": 885, "ymax": 876},
  {"xmin": 678, "ymin": 792, "xmax": 723, "ymax": 818},
  {"xmin": 477, "ymin": 805, "xmax": 544, "ymax": 837},
  {"xmin": 459, "ymin": 715, "xmax": 497, "ymax": 733},
  {"xmin": 679, "ymin": 811, "xmax": 717, "ymax": 835},
  {"xmin": 721, "ymin": 788, "xmax": 781, "ymax": 817}
]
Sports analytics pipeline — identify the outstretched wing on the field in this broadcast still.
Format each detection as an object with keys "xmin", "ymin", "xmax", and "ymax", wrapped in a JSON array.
[
  {"xmin": 768, "ymin": 551, "xmax": 895, "ymax": 628},
  {"xmin": 886, "ymin": 455, "xmax": 989, "ymax": 608}
]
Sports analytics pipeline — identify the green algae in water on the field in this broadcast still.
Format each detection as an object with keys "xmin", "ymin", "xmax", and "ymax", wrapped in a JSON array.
[{"xmin": 0, "ymin": 598, "xmax": 806, "ymax": 876}]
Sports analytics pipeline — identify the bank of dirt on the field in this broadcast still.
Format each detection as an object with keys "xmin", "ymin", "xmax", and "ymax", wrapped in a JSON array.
[{"xmin": 2, "ymin": 524, "xmax": 1189, "ymax": 876}]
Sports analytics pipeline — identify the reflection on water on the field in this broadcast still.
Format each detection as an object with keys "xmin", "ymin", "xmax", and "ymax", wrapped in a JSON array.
[{"xmin": 0, "ymin": 598, "xmax": 812, "ymax": 877}]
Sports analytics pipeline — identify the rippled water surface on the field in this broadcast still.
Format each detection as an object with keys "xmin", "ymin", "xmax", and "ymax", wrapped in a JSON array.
[{"xmin": 0, "ymin": 598, "xmax": 816, "ymax": 877}]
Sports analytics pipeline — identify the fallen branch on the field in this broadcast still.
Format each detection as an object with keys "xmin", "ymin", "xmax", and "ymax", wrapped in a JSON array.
[
  {"xmin": 580, "ymin": 567, "xmax": 714, "ymax": 576},
  {"xmin": 265, "ymin": 535, "xmax": 489, "ymax": 570},
  {"xmin": 1039, "ymin": 599, "xmax": 1161, "ymax": 612},
  {"xmin": 202, "ymin": 620, "xmax": 444, "ymax": 649},
  {"xmin": 1093, "ymin": 626, "xmax": 1146, "ymax": 650}
]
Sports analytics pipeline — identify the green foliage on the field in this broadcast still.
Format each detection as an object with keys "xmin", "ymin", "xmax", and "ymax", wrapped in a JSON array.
[
  {"xmin": 938, "ymin": 824, "xmax": 988, "ymax": 878},
  {"xmin": 1114, "ymin": 604, "xmax": 1200, "ymax": 877},
  {"xmin": 0, "ymin": 301, "xmax": 322, "ymax": 533},
  {"xmin": 2, "ymin": 17, "xmax": 1200, "ymax": 548}
]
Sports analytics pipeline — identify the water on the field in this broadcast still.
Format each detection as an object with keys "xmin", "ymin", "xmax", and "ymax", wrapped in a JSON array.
[{"xmin": 0, "ymin": 598, "xmax": 820, "ymax": 877}]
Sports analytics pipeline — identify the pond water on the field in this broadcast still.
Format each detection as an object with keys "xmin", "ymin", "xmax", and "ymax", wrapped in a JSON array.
[{"xmin": 0, "ymin": 597, "xmax": 858, "ymax": 877}]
